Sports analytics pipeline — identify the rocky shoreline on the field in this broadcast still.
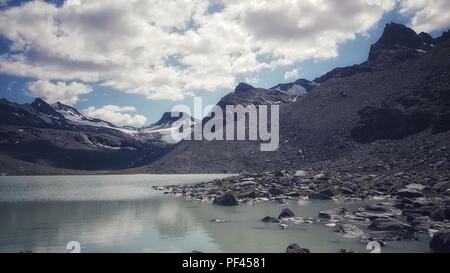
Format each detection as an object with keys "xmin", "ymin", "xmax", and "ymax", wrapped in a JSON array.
[{"xmin": 156, "ymin": 170, "xmax": 450, "ymax": 252}]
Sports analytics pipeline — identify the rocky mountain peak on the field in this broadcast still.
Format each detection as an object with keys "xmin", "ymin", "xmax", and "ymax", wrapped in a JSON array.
[
  {"xmin": 368, "ymin": 23, "xmax": 434, "ymax": 64},
  {"xmin": 31, "ymin": 98, "xmax": 60, "ymax": 116},
  {"xmin": 376, "ymin": 23, "xmax": 426, "ymax": 50},
  {"xmin": 234, "ymin": 82, "xmax": 256, "ymax": 93},
  {"xmin": 51, "ymin": 101, "xmax": 82, "ymax": 116},
  {"xmin": 153, "ymin": 111, "xmax": 191, "ymax": 127}
]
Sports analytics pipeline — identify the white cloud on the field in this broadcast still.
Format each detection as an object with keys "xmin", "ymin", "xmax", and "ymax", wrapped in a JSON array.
[
  {"xmin": 28, "ymin": 80, "xmax": 92, "ymax": 105},
  {"xmin": 2, "ymin": 0, "xmax": 446, "ymax": 102},
  {"xmin": 400, "ymin": 0, "xmax": 450, "ymax": 32},
  {"xmin": 83, "ymin": 105, "xmax": 147, "ymax": 127},
  {"xmin": 284, "ymin": 68, "xmax": 301, "ymax": 81}
]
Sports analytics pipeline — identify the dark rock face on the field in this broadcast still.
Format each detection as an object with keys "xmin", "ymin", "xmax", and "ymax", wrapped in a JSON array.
[
  {"xmin": 31, "ymin": 98, "xmax": 64, "ymax": 118},
  {"xmin": 234, "ymin": 83, "xmax": 255, "ymax": 93},
  {"xmin": 286, "ymin": 243, "xmax": 310, "ymax": 253},
  {"xmin": 430, "ymin": 232, "xmax": 450, "ymax": 253},
  {"xmin": 213, "ymin": 193, "xmax": 239, "ymax": 206},
  {"xmin": 278, "ymin": 208, "xmax": 295, "ymax": 219},
  {"xmin": 351, "ymin": 107, "xmax": 434, "ymax": 143},
  {"xmin": 376, "ymin": 23, "xmax": 428, "ymax": 50},
  {"xmin": 368, "ymin": 23, "xmax": 434, "ymax": 63},
  {"xmin": 432, "ymin": 113, "xmax": 450, "ymax": 134}
]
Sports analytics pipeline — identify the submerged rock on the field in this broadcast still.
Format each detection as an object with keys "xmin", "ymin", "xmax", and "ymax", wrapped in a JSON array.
[
  {"xmin": 261, "ymin": 216, "xmax": 279, "ymax": 223},
  {"xmin": 213, "ymin": 193, "xmax": 239, "ymax": 206},
  {"xmin": 286, "ymin": 243, "xmax": 310, "ymax": 253},
  {"xmin": 335, "ymin": 223, "xmax": 364, "ymax": 238}
]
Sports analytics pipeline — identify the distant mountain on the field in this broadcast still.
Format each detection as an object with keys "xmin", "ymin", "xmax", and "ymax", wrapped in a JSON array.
[
  {"xmin": 141, "ymin": 23, "xmax": 450, "ymax": 174},
  {"xmin": 270, "ymin": 78, "xmax": 318, "ymax": 95},
  {"xmin": 0, "ymin": 99, "xmax": 193, "ymax": 173}
]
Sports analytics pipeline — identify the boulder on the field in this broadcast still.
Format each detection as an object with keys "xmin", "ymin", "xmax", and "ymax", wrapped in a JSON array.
[
  {"xmin": 286, "ymin": 243, "xmax": 310, "ymax": 253},
  {"xmin": 335, "ymin": 223, "xmax": 364, "ymax": 238},
  {"xmin": 261, "ymin": 216, "xmax": 279, "ymax": 223},
  {"xmin": 430, "ymin": 232, "xmax": 450, "ymax": 253},
  {"xmin": 274, "ymin": 170, "xmax": 286, "ymax": 177},
  {"xmin": 430, "ymin": 207, "xmax": 450, "ymax": 222},
  {"xmin": 294, "ymin": 170, "xmax": 308, "ymax": 178},
  {"xmin": 269, "ymin": 187, "xmax": 284, "ymax": 196},
  {"xmin": 366, "ymin": 204, "xmax": 388, "ymax": 212},
  {"xmin": 368, "ymin": 219, "xmax": 415, "ymax": 232},
  {"xmin": 286, "ymin": 192, "xmax": 300, "ymax": 197},
  {"xmin": 237, "ymin": 191, "xmax": 256, "ymax": 199},
  {"xmin": 397, "ymin": 188, "xmax": 424, "ymax": 198},
  {"xmin": 213, "ymin": 193, "xmax": 239, "ymax": 206},
  {"xmin": 308, "ymin": 192, "xmax": 333, "ymax": 200},
  {"xmin": 433, "ymin": 181, "xmax": 450, "ymax": 192},
  {"xmin": 278, "ymin": 208, "xmax": 295, "ymax": 219},
  {"xmin": 320, "ymin": 189, "xmax": 334, "ymax": 197},
  {"xmin": 313, "ymin": 173, "xmax": 327, "ymax": 180}
]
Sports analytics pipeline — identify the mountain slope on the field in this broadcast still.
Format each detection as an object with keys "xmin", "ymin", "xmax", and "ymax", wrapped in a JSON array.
[{"xmin": 141, "ymin": 23, "xmax": 450, "ymax": 175}]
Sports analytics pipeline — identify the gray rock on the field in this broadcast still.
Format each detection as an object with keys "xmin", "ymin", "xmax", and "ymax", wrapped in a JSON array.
[
  {"xmin": 286, "ymin": 243, "xmax": 310, "ymax": 253},
  {"xmin": 213, "ymin": 193, "xmax": 239, "ymax": 206},
  {"xmin": 279, "ymin": 208, "xmax": 295, "ymax": 219}
]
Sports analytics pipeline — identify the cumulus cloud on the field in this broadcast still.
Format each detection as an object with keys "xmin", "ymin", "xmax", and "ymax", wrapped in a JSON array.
[
  {"xmin": 83, "ymin": 105, "xmax": 147, "ymax": 127},
  {"xmin": 2, "ymin": 0, "xmax": 447, "ymax": 102},
  {"xmin": 400, "ymin": 0, "xmax": 450, "ymax": 32},
  {"xmin": 284, "ymin": 68, "xmax": 301, "ymax": 81},
  {"xmin": 28, "ymin": 80, "xmax": 92, "ymax": 105}
]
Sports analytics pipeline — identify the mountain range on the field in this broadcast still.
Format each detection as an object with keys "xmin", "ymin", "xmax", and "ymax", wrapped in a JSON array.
[{"xmin": 0, "ymin": 22, "xmax": 449, "ymax": 176}]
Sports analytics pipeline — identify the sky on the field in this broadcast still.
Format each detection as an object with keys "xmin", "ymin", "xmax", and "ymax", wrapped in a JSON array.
[{"xmin": 0, "ymin": 0, "xmax": 449, "ymax": 126}]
